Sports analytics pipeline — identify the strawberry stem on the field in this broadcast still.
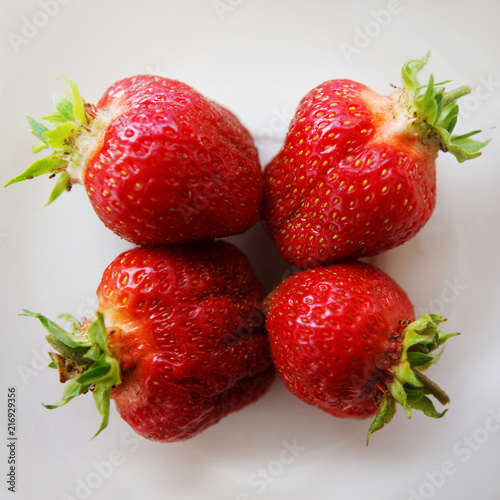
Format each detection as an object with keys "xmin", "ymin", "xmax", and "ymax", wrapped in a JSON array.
[
  {"xmin": 366, "ymin": 314, "xmax": 458, "ymax": 444},
  {"xmin": 21, "ymin": 309, "xmax": 121, "ymax": 439},
  {"xmin": 4, "ymin": 77, "xmax": 98, "ymax": 204},
  {"xmin": 414, "ymin": 370, "xmax": 450, "ymax": 406},
  {"xmin": 395, "ymin": 52, "xmax": 489, "ymax": 163},
  {"xmin": 441, "ymin": 86, "xmax": 471, "ymax": 107}
]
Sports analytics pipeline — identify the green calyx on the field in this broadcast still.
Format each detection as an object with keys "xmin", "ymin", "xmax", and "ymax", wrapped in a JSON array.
[
  {"xmin": 22, "ymin": 309, "xmax": 121, "ymax": 439},
  {"xmin": 395, "ymin": 52, "xmax": 489, "ymax": 162},
  {"xmin": 5, "ymin": 77, "xmax": 97, "ymax": 204},
  {"xmin": 367, "ymin": 314, "xmax": 458, "ymax": 444}
]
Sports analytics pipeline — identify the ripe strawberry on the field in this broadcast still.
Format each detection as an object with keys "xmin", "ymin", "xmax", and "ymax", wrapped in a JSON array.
[
  {"xmin": 24, "ymin": 240, "xmax": 274, "ymax": 442},
  {"xmin": 6, "ymin": 76, "xmax": 263, "ymax": 245},
  {"xmin": 262, "ymin": 54, "xmax": 488, "ymax": 268},
  {"xmin": 263, "ymin": 261, "xmax": 457, "ymax": 443}
]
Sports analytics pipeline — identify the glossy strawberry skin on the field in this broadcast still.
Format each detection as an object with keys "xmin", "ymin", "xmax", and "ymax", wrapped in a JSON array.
[
  {"xmin": 263, "ymin": 261, "xmax": 415, "ymax": 419},
  {"xmin": 97, "ymin": 240, "xmax": 273, "ymax": 442},
  {"xmin": 262, "ymin": 79, "xmax": 437, "ymax": 268},
  {"xmin": 83, "ymin": 76, "xmax": 263, "ymax": 245}
]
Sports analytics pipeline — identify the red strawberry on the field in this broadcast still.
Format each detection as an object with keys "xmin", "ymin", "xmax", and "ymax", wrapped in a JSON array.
[
  {"xmin": 6, "ymin": 76, "xmax": 263, "ymax": 245},
  {"xmin": 262, "ymin": 54, "xmax": 487, "ymax": 268},
  {"xmin": 24, "ymin": 240, "xmax": 274, "ymax": 442},
  {"xmin": 263, "ymin": 261, "xmax": 457, "ymax": 443}
]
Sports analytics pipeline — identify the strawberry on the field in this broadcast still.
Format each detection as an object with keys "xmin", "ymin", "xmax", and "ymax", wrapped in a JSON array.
[
  {"xmin": 23, "ymin": 240, "xmax": 274, "ymax": 442},
  {"xmin": 263, "ymin": 261, "xmax": 457, "ymax": 443},
  {"xmin": 6, "ymin": 76, "xmax": 263, "ymax": 245},
  {"xmin": 262, "ymin": 54, "xmax": 488, "ymax": 268}
]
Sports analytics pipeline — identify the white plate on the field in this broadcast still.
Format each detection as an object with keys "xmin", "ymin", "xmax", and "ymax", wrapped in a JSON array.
[{"xmin": 1, "ymin": 1, "xmax": 500, "ymax": 499}]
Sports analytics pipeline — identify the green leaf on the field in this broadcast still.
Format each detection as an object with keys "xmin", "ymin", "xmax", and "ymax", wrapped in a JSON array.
[
  {"xmin": 409, "ymin": 395, "xmax": 447, "ymax": 419},
  {"xmin": 59, "ymin": 76, "xmax": 87, "ymax": 125},
  {"xmin": 431, "ymin": 87, "xmax": 444, "ymax": 125},
  {"xmin": 43, "ymin": 376, "xmax": 92, "ymax": 409},
  {"xmin": 76, "ymin": 357, "xmax": 111, "ymax": 385},
  {"xmin": 404, "ymin": 387, "xmax": 423, "ymax": 403},
  {"xmin": 52, "ymin": 93, "xmax": 75, "ymax": 122},
  {"xmin": 32, "ymin": 141, "xmax": 49, "ymax": 153},
  {"xmin": 367, "ymin": 395, "xmax": 397, "ymax": 445},
  {"xmin": 48, "ymin": 352, "xmax": 58, "ymax": 369},
  {"xmin": 91, "ymin": 384, "xmax": 112, "ymax": 439},
  {"xmin": 449, "ymin": 132, "xmax": 490, "ymax": 162},
  {"xmin": 436, "ymin": 330, "xmax": 460, "ymax": 346},
  {"xmin": 45, "ymin": 335, "xmax": 92, "ymax": 368},
  {"xmin": 84, "ymin": 344, "xmax": 102, "ymax": 362},
  {"xmin": 43, "ymin": 122, "xmax": 77, "ymax": 149},
  {"xmin": 86, "ymin": 313, "xmax": 110, "ymax": 355},
  {"xmin": 21, "ymin": 310, "xmax": 90, "ymax": 349},
  {"xmin": 415, "ymin": 73, "xmax": 438, "ymax": 124},
  {"xmin": 401, "ymin": 52, "xmax": 430, "ymax": 104},
  {"xmin": 26, "ymin": 115, "xmax": 50, "ymax": 145},
  {"xmin": 438, "ymin": 102, "xmax": 458, "ymax": 133},
  {"xmin": 4, "ymin": 156, "xmax": 67, "ymax": 187},
  {"xmin": 427, "ymin": 314, "xmax": 445, "ymax": 327},
  {"xmin": 41, "ymin": 113, "xmax": 66, "ymax": 124},
  {"xmin": 388, "ymin": 377, "xmax": 412, "ymax": 418},
  {"xmin": 45, "ymin": 172, "xmax": 71, "ymax": 206},
  {"xmin": 407, "ymin": 351, "xmax": 434, "ymax": 367}
]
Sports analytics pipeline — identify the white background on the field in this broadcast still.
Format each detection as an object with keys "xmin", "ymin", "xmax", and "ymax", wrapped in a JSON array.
[{"xmin": 1, "ymin": 1, "xmax": 500, "ymax": 499}]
